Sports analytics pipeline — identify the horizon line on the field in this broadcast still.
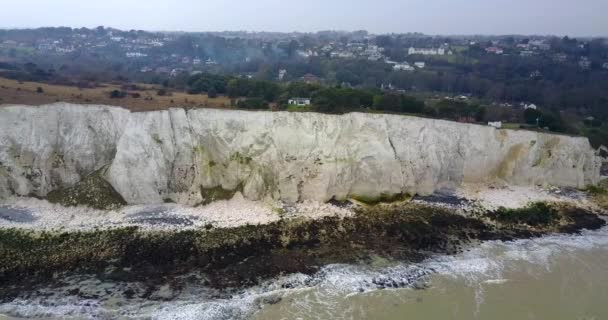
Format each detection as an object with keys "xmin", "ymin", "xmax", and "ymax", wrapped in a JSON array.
[{"xmin": 0, "ymin": 25, "xmax": 606, "ymax": 39}]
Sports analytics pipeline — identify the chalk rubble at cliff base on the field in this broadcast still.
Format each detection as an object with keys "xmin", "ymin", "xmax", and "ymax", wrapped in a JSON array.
[
  {"xmin": 0, "ymin": 192, "xmax": 604, "ymax": 291},
  {"xmin": 0, "ymin": 192, "xmax": 354, "ymax": 231},
  {"xmin": 0, "ymin": 103, "xmax": 602, "ymax": 207},
  {"xmin": 0, "ymin": 183, "xmax": 604, "ymax": 232}
]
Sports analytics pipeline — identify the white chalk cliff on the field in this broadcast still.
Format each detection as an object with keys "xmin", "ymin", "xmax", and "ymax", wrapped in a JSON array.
[{"xmin": 0, "ymin": 103, "xmax": 601, "ymax": 205}]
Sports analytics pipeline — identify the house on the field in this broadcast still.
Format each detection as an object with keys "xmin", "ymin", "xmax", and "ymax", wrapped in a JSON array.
[
  {"xmin": 524, "ymin": 103, "xmax": 537, "ymax": 110},
  {"xmin": 488, "ymin": 121, "xmax": 502, "ymax": 129},
  {"xmin": 485, "ymin": 47, "xmax": 504, "ymax": 54},
  {"xmin": 1, "ymin": 40, "xmax": 18, "ymax": 47},
  {"xmin": 520, "ymin": 50, "xmax": 534, "ymax": 57},
  {"xmin": 367, "ymin": 52, "xmax": 384, "ymax": 61},
  {"xmin": 56, "ymin": 46, "xmax": 75, "ymax": 54},
  {"xmin": 126, "ymin": 52, "xmax": 147, "ymax": 58},
  {"xmin": 155, "ymin": 67, "xmax": 170, "ymax": 74},
  {"xmin": 170, "ymin": 68, "xmax": 185, "ymax": 77},
  {"xmin": 393, "ymin": 63, "xmax": 414, "ymax": 71},
  {"xmin": 414, "ymin": 62, "xmax": 426, "ymax": 69},
  {"xmin": 296, "ymin": 50, "xmax": 311, "ymax": 58},
  {"xmin": 529, "ymin": 39, "xmax": 551, "ymax": 50},
  {"xmin": 530, "ymin": 70, "xmax": 542, "ymax": 79},
  {"xmin": 603, "ymin": 62, "xmax": 608, "ymax": 70},
  {"xmin": 381, "ymin": 83, "xmax": 395, "ymax": 91},
  {"xmin": 288, "ymin": 98, "xmax": 311, "ymax": 106},
  {"xmin": 408, "ymin": 47, "xmax": 445, "ymax": 55},
  {"xmin": 278, "ymin": 69, "xmax": 287, "ymax": 81},
  {"xmin": 192, "ymin": 58, "xmax": 202, "ymax": 65},
  {"xmin": 302, "ymin": 73, "xmax": 321, "ymax": 84},
  {"xmin": 553, "ymin": 53, "xmax": 567, "ymax": 63},
  {"xmin": 579, "ymin": 57, "xmax": 591, "ymax": 70}
]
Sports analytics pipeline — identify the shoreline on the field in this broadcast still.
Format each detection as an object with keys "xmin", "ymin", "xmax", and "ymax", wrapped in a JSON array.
[{"xmin": 1, "ymin": 184, "xmax": 605, "ymax": 295}]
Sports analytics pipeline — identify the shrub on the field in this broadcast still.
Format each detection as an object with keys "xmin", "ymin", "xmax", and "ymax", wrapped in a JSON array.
[
  {"xmin": 208, "ymin": 87, "xmax": 218, "ymax": 98},
  {"xmin": 109, "ymin": 90, "xmax": 127, "ymax": 99},
  {"xmin": 237, "ymin": 97, "xmax": 268, "ymax": 110}
]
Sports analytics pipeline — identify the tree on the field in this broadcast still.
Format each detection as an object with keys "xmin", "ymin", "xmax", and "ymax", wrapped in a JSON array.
[
  {"xmin": 109, "ymin": 90, "xmax": 126, "ymax": 99},
  {"xmin": 36, "ymin": 87, "xmax": 44, "ymax": 93},
  {"xmin": 523, "ymin": 108, "xmax": 542, "ymax": 125},
  {"xmin": 538, "ymin": 111, "xmax": 565, "ymax": 132},
  {"xmin": 208, "ymin": 87, "xmax": 218, "ymax": 98},
  {"xmin": 373, "ymin": 94, "xmax": 401, "ymax": 112},
  {"xmin": 237, "ymin": 97, "xmax": 268, "ymax": 110}
]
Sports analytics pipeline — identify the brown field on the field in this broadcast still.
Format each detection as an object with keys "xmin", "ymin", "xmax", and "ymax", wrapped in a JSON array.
[{"xmin": 0, "ymin": 77, "xmax": 233, "ymax": 112}]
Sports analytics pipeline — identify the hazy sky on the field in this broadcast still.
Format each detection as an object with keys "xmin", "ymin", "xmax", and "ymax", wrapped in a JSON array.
[{"xmin": 0, "ymin": 0, "xmax": 606, "ymax": 36}]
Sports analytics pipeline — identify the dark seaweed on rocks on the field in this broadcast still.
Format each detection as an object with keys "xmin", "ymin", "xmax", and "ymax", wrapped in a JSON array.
[
  {"xmin": 0, "ymin": 202, "xmax": 604, "ymax": 293},
  {"xmin": 488, "ymin": 202, "xmax": 559, "ymax": 226}
]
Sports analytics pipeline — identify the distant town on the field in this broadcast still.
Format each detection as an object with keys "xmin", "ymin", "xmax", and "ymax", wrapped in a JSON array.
[
  {"xmin": 1, "ymin": 28, "xmax": 606, "ymax": 81},
  {"xmin": 1, "ymin": 27, "xmax": 608, "ymax": 146}
]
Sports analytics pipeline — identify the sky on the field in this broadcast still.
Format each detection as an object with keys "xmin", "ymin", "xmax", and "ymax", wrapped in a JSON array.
[{"xmin": 0, "ymin": 0, "xmax": 606, "ymax": 36}]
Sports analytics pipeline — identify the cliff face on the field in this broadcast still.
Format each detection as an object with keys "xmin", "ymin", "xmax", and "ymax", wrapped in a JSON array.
[{"xmin": 0, "ymin": 103, "xmax": 601, "ymax": 205}]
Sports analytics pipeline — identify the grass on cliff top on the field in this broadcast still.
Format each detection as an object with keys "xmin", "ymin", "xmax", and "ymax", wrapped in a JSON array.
[{"xmin": 0, "ymin": 76, "xmax": 231, "ymax": 112}]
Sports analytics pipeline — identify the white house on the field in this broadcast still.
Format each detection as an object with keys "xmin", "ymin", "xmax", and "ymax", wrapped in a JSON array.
[
  {"xmin": 414, "ymin": 62, "xmax": 426, "ymax": 69},
  {"xmin": 408, "ymin": 47, "xmax": 445, "ymax": 56},
  {"xmin": 170, "ymin": 68, "xmax": 184, "ymax": 77},
  {"xmin": 524, "ymin": 103, "xmax": 538, "ymax": 110},
  {"xmin": 278, "ymin": 69, "xmax": 287, "ymax": 81},
  {"xmin": 488, "ymin": 121, "xmax": 502, "ymax": 129},
  {"xmin": 579, "ymin": 57, "xmax": 591, "ymax": 69},
  {"xmin": 393, "ymin": 63, "xmax": 414, "ymax": 71},
  {"xmin": 367, "ymin": 52, "xmax": 384, "ymax": 61},
  {"xmin": 485, "ymin": 47, "xmax": 504, "ymax": 55},
  {"xmin": 126, "ymin": 52, "xmax": 147, "ymax": 58},
  {"xmin": 288, "ymin": 98, "xmax": 311, "ymax": 106}
]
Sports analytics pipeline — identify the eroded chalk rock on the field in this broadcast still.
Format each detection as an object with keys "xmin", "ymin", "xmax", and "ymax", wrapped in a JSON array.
[{"xmin": 0, "ymin": 103, "xmax": 601, "ymax": 206}]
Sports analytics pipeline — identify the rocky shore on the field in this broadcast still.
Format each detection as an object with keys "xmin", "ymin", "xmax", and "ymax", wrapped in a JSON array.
[{"xmin": 1, "ymin": 185, "xmax": 605, "ymax": 299}]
